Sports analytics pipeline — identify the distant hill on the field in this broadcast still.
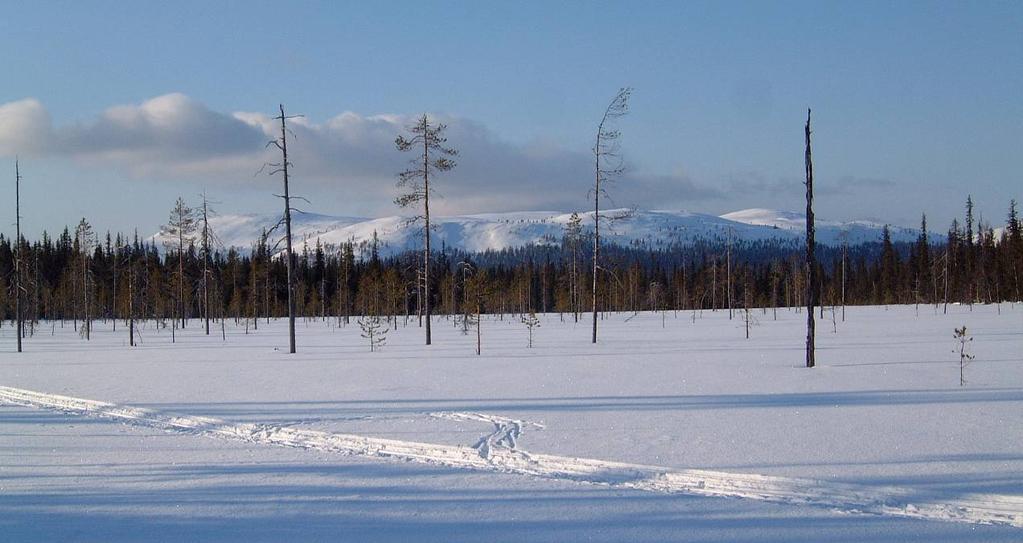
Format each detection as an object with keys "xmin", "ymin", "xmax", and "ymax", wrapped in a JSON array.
[{"xmin": 151, "ymin": 208, "xmax": 925, "ymax": 256}]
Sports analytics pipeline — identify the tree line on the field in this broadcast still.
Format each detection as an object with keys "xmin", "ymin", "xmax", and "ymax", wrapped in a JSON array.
[{"xmin": 1, "ymin": 196, "xmax": 1019, "ymax": 339}]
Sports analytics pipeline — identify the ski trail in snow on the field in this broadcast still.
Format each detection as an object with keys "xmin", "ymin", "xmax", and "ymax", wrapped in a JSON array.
[
  {"xmin": 2, "ymin": 385, "xmax": 1021, "ymax": 528},
  {"xmin": 428, "ymin": 411, "xmax": 545, "ymax": 458}
]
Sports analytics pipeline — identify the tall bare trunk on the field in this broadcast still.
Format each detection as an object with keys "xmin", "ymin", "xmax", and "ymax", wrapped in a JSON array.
[
  {"xmin": 804, "ymin": 109, "xmax": 816, "ymax": 368},
  {"xmin": 423, "ymin": 133, "xmax": 432, "ymax": 346},
  {"xmin": 591, "ymin": 156, "xmax": 600, "ymax": 344},
  {"xmin": 278, "ymin": 104, "xmax": 297, "ymax": 354},
  {"xmin": 14, "ymin": 160, "xmax": 23, "ymax": 352}
]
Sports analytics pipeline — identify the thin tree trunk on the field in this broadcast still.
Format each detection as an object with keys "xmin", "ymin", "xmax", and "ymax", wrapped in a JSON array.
[
  {"xmin": 202, "ymin": 198, "xmax": 210, "ymax": 335},
  {"xmin": 423, "ymin": 133, "xmax": 432, "ymax": 346},
  {"xmin": 278, "ymin": 104, "xmax": 297, "ymax": 354},
  {"xmin": 14, "ymin": 160, "xmax": 23, "ymax": 352},
  {"xmin": 129, "ymin": 264, "xmax": 135, "ymax": 347},
  {"xmin": 178, "ymin": 230, "xmax": 184, "ymax": 329},
  {"xmin": 591, "ymin": 142, "xmax": 600, "ymax": 344},
  {"xmin": 727, "ymin": 229, "xmax": 733, "ymax": 320},
  {"xmin": 804, "ymin": 109, "xmax": 816, "ymax": 368}
]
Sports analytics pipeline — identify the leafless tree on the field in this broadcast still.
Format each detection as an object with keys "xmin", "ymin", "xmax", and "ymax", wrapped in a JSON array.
[
  {"xmin": 13, "ymin": 159, "xmax": 23, "ymax": 352},
  {"xmin": 198, "ymin": 192, "xmax": 221, "ymax": 335},
  {"xmin": 727, "ymin": 226, "xmax": 734, "ymax": 320},
  {"xmin": 395, "ymin": 114, "xmax": 458, "ymax": 346},
  {"xmin": 804, "ymin": 109, "xmax": 817, "ymax": 368},
  {"xmin": 262, "ymin": 104, "xmax": 304, "ymax": 354},
  {"xmin": 75, "ymin": 218, "xmax": 96, "ymax": 340},
  {"xmin": 590, "ymin": 87, "xmax": 632, "ymax": 343},
  {"xmin": 840, "ymin": 230, "xmax": 848, "ymax": 322}
]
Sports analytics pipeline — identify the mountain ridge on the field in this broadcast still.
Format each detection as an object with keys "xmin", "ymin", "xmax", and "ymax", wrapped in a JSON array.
[{"xmin": 151, "ymin": 208, "xmax": 926, "ymax": 256}]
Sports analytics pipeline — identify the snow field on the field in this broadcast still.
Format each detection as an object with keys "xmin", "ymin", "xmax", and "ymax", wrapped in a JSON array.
[{"xmin": 2, "ymin": 302, "xmax": 1022, "ymax": 539}]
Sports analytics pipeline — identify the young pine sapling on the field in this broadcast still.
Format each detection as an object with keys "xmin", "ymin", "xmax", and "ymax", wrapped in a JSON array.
[
  {"xmin": 521, "ymin": 311, "xmax": 540, "ymax": 348},
  {"xmin": 953, "ymin": 326, "xmax": 975, "ymax": 387},
  {"xmin": 359, "ymin": 315, "xmax": 388, "ymax": 353}
]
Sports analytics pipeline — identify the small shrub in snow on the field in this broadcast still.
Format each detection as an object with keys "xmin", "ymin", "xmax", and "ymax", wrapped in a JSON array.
[
  {"xmin": 521, "ymin": 311, "xmax": 540, "ymax": 348},
  {"xmin": 359, "ymin": 316, "xmax": 388, "ymax": 352},
  {"xmin": 953, "ymin": 326, "xmax": 975, "ymax": 386}
]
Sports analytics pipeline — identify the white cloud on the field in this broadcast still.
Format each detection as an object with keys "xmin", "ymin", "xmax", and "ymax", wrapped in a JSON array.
[
  {"xmin": 0, "ymin": 98, "xmax": 54, "ymax": 154},
  {"xmin": 0, "ymin": 94, "xmax": 719, "ymax": 213}
]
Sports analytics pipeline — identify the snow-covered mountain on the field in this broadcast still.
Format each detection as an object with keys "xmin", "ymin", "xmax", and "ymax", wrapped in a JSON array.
[
  {"xmin": 720, "ymin": 208, "xmax": 921, "ymax": 245},
  {"xmin": 151, "ymin": 208, "xmax": 924, "ymax": 256}
]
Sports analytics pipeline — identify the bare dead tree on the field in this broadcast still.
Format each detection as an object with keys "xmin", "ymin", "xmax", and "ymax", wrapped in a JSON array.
[
  {"xmin": 75, "ymin": 218, "xmax": 96, "ymax": 341},
  {"xmin": 804, "ymin": 108, "xmax": 816, "ymax": 368},
  {"xmin": 727, "ymin": 226, "xmax": 734, "ymax": 320},
  {"xmin": 263, "ymin": 104, "xmax": 304, "ymax": 354},
  {"xmin": 840, "ymin": 230, "xmax": 848, "ymax": 322},
  {"xmin": 395, "ymin": 114, "xmax": 458, "ymax": 346},
  {"xmin": 127, "ymin": 239, "xmax": 137, "ymax": 347},
  {"xmin": 14, "ymin": 159, "xmax": 23, "ymax": 352},
  {"xmin": 591, "ymin": 87, "xmax": 632, "ymax": 344},
  {"xmin": 198, "ymin": 192, "xmax": 222, "ymax": 336}
]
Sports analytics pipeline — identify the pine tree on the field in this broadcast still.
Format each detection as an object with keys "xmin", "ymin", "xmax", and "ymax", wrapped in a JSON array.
[
  {"xmin": 521, "ymin": 310, "xmax": 540, "ymax": 348},
  {"xmin": 163, "ymin": 197, "xmax": 196, "ymax": 329},
  {"xmin": 563, "ymin": 212, "xmax": 583, "ymax": 322},
  {"xmin": 880, "ymin": 225, "xmax": 898, "ymax": 305},
  {"xmin": 358, "ymin": 315, "xmax": 388, "ymax": 352},
  {"xmin": 916, "ymin": 214, "xmax": 931, "ymax": 304},
  {"xmin": 74, "ymin": 218, "xmax": 96, "ymax": 340},
  {"xmin": 590, "ymin": 87, "xmax": 632, "ymax": 344},
  {"xmin": 1007, "ymin": 200, "xmax": 1021, "ymax": 301},
  {"xmin": 395, "ymin": 114, "xmax": 458, "ymax": 346}
]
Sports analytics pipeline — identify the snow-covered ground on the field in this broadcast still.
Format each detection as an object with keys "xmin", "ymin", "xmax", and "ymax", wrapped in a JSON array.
[{"xmin": 2, "ymin": 303, "xmax": 1022, "ymax": 541}]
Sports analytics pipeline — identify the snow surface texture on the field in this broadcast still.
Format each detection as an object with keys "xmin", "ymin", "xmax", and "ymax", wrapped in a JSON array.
[
  {"xmin": 149, "ymin": 208, "xmax": 923, "ymax": 256},
  {"xmin": 2, "ymin": 304, "xmax": 1022, "ymax": 541},
  {"xmin": 2, "ymin": 385, "xmax": 1021, "ymax": 528}
]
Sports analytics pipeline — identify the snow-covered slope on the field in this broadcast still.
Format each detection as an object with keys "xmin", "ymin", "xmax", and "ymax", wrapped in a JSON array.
[
  {"xmin": 721, "ymin": 208, "xmax": 922, "ymax": 245},
  {"xmin": 152, "ymin": 208, "xmax": 925, "ymax": 255}
]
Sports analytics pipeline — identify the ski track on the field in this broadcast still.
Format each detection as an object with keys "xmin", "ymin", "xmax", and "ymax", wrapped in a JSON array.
[
  {"xmin": 428, "ymin": 411, "xmax": 545, "ymax": 458},
  {"xmin": 2, "ymin": 385, "xmax": 1021, "ymax": 528}
]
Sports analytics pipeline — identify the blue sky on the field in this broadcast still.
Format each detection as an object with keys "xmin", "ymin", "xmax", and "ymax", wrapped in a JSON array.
[{"xmin": 1, "ymin": 1, "xmax": 1020, "ymax": 237}]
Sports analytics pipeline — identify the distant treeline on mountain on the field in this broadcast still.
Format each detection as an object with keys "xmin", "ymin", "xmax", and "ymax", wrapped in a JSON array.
[{"xmin": 1, "ymin": 199, "xmax": 1020, "ymax": 329}]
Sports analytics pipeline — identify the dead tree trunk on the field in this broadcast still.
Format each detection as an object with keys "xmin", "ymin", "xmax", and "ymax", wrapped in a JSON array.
[
  {"xmin": 128, "ymin": 262, "xmax": 135, "ymax": 347},
  {"xmin": 804, "ymin": 109, "xmax": 816, "ymax": 368},
  {"xmin": 201, "ymin": 196, "xmax": 211, "ymax": 335},
  {"xmin": 591, "ymin": 88, "xmax": 631, "ymax": 344},
  {"xmin": 14, "ymin": 159, "xmax": 23, "ymax": 353},
  {"xmin": 727, "ymin": 228, "xmax": 733, "ymax": 320},
  {"xmin": 269, "ymin": 104, "xmax": 300, "ymax": 354}
]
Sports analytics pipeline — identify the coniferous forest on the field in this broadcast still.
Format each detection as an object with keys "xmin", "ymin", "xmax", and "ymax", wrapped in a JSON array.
[{"xmin": 2, "ymin": 197, "xmax": 1020, "ymax": 337}]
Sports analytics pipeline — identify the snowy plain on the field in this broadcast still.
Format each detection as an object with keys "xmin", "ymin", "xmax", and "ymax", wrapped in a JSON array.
[{"xmin": 1, "ymin": 303, "xmax": 1022, "ymax": 541}]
